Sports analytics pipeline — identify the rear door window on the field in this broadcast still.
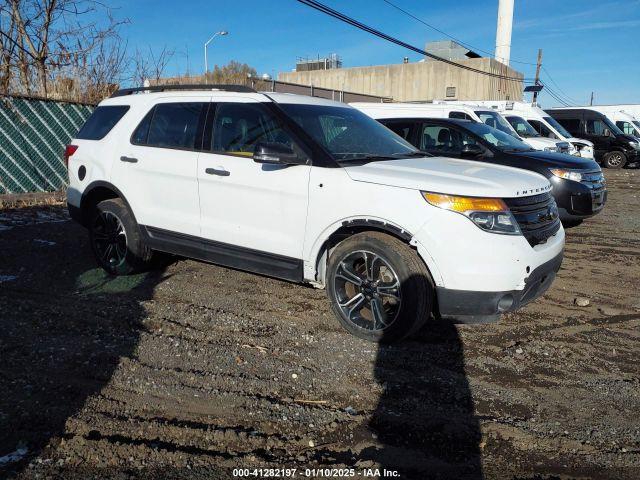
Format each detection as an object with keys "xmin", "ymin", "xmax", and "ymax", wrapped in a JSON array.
[
  {"xmin": 76, "ymin": 105, "xmax": 129, "ymax": 140},
  {"xmin": 379, "ymin": 120, "xmax": 416, "ymax": 143},
  {"xmin": 145, "ymin": 103, "xmax": 207, "ymax": 150}
]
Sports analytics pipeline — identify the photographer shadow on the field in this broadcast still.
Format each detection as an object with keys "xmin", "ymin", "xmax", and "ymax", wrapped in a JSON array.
[
  {"xmin": 0, "ymin": 217, "xmax": 169, "ymax": 477},
  {"xmin": 363, "ymin": 276, "xmax": 483, "ymax": 479}
]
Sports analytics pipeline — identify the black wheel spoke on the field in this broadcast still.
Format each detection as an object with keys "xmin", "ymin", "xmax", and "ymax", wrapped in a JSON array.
[
  {"xmin": 333, "ymin": 250, "xmax": 401, "ymax": 332},
  {"xmin": 92, "ymin": 211, "xmax": 128, "ymax": 270}
]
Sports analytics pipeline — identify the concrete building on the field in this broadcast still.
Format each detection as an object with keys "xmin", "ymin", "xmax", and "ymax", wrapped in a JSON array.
[{"xmin": 279, "ymin": 41, "xmax": 524, "ymax": 102}]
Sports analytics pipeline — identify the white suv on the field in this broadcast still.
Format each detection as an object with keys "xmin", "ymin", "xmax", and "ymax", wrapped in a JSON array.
[{"xmin": 66, "ymin": 85, "xmax": 565, "ymax": 342}]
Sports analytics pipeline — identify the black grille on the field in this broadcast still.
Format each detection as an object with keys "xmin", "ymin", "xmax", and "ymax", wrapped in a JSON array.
[
  {"xmin": 580, "ymin": 170, "xmax": 606, "ymax": 192},
  {"xmin": 504, "ymin": 192, "xmax": 561, "ymax": 247}
]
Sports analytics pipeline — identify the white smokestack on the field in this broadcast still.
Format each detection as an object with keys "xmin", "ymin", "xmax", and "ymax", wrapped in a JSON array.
[{"xmin": 495, "ymin": 0, "xmax": 514, "ymax": 66}]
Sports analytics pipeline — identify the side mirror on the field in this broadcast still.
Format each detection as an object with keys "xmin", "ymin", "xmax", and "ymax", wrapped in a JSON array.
[
  {"xmin": 603, "ymin": 128, "xmax": 611, "ymax": 138},
  {"xmin": 253, "ymin": 142, "xmax": 305, "ymax": 165},
  {"xmin": 461, "ymin": 143, "xmax": 483, "ymax": 157}
]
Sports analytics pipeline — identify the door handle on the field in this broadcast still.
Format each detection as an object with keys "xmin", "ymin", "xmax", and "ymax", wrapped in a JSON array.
[
  {"xmin": 120, "ymin": 156, "xmax": 138, "ymax": 163},
  {"xmin": 205, "ymin": 167, "xmax": 230, "ymax": 177}
]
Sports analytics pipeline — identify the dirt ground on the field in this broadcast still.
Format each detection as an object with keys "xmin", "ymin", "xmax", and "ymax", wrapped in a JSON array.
[{"xmin": 1, "ymin": 169, "xmax": 639, "ymax": 480}]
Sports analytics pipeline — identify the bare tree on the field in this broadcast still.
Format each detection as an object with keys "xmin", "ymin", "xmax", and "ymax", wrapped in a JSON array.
[
  {"xmin": 1, "ymin": 0, "xmax": 128, "ymax": 99},
  {"xmin": 131, "ymin": 45, "xmax": 174, "ymax": 87}
]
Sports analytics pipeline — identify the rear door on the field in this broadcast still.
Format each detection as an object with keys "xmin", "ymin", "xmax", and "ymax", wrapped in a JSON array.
[
  {"xmin": 196, "ymin": 98, "xmax": 311, "ymax": 278},
  {"xmin": 112, "ymin": 98, "xmax": 207, "ymax": 237}
]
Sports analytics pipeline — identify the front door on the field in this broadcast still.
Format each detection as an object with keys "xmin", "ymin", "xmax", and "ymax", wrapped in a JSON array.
[
  {"xmin": 112, "ymin": 98, "xmax": 208, "ymax": 237},
  {"xmin": 197, "ymin": 99, "xmax": 311, "ymax": 278}
]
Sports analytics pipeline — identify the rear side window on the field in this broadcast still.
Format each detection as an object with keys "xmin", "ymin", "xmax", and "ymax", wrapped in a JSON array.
[
  {"xmin": 556, "ymin": 118, "xmax": 580, "ymax": 134},
  {"xmin": 76, "ymin": 105, "xmax": 129, "ymax": 140},
  {"xmin": 133, "ymin": 103, "xmax": 206, "ymax": 149}
]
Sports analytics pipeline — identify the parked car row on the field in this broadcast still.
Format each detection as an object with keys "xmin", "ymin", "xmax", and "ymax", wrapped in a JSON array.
[
  {"xmin": 352, "ymin": 102, "xmax": 606, "ymax": 225},
  {"xmin": 66, "ymin": 85, "xmax": 566, "ymax": 342}
]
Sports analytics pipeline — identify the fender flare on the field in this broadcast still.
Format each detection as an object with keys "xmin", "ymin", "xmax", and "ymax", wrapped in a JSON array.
[{"xmin": 79, "ymin": 180, "xmax": 136, "ymax": 226}]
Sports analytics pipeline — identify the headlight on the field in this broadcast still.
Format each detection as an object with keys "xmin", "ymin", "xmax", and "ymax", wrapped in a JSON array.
[
  {"xmin": 549, "ymin": 168, "xmax": 582, "ymax": 182},
  {"xmin": 422, "ymin": 192, "xmax": 520, "ymax": 235},
  {"xmin": 629, "ymin": 141, "xmax": 640, "ymax": 151}
]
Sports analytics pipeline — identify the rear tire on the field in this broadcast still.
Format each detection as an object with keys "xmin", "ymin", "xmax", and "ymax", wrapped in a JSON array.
[
  {"xmin": 602, "ymin": 151, "xmax": 626, "ymax": 169},
  {"xmin": 89, "ymin": 198, "xmax": 153, "ymax": 275},
  {"xmin": 326, "ymin": 232, "xmax": 433, "ymax": 343}
]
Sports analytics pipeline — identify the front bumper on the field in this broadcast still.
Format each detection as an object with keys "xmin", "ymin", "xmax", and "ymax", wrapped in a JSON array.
[
  {"xmin": 437, "ymin": 251, "xmax": 563, "ymax": 324},
  {"xmin": 551, "ymin": 177, "xmax": 607, "ymax": 220}
]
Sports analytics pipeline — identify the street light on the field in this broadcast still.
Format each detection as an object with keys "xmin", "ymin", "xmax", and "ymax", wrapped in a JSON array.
[{"xmin": 204, "ymin": 30, "xmax": 228, "ymax": 74}]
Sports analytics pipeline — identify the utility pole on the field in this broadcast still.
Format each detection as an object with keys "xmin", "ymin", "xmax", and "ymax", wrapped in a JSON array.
[
  {"xmin": 532, "ymin": 48, "xmax": 543, "ymax": 105},
  {"xmin": 590, "ymin": 91, "xmax": 594, "ymax": 106}
]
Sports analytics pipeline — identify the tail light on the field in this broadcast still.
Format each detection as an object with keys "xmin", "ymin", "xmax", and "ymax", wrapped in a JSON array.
[{"xmin": 64, "ymin": 144, "xmax": 78, "ymax": 168}]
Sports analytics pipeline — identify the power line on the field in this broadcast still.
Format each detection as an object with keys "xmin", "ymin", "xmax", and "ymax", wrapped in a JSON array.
[
  {"xmin": 540, "ymin": 66, "xmax": 581, "ymax": 106},
  {"xmin": 380, "ymin": 0, "xmax": 538, "ymax": 66},
  {"xmin": 296, "ymin": 0, "xmax": 535, "ymax": 83},
  {"xmin": 538, "ymin": 80, "xmax": 571, "ymax": 107}
]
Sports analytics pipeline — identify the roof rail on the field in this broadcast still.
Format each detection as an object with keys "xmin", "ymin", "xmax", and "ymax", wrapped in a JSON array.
[{"xmin": 110, "ymin": 84, "xmax": 256, "ymax": 98}]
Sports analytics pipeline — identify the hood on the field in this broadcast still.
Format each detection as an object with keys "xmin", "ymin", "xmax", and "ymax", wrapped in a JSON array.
[
  {"xmin": 568, "ymin": 137, "xmax": 594, "ymax": 147},
  {"xmin": 343, "ymin": 156, "xmax": 551, "ymax": 199},
  {"xmin": 620, "ymin": 133, "xmax": 640, "ymax": 144},
  {"xmin": 510, "ymin": 150, "xmax": 600, "ymax": 170},
  {"xmin": 522, "ymin": 136, "xmax": 560, "ymax": 149}
]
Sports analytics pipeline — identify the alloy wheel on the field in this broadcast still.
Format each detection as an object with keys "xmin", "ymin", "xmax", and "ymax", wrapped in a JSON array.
[
  {"xmin": 332, "ymin": 250, "xmax": 402, "ymax": 332},
  {"xmin": 92, "ymin": 211, "xmax": 128, "ymax": 269}
]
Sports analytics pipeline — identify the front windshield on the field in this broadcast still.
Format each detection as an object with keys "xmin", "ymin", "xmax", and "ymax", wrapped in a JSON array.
[
  {"xmin": 475, "ymin": 110, "xmax": 517, "ymax": 136},
  {"xmin": 278, "ymin": 103, "xmax": 420, "ymax": 161},
  {"xmin": 463, "ymin": 121, "xmax": 533, "ymax": 151},
  {"xmin": 543, "ymin": 116, "xmax": 571, "ymax": 138},
  {"xmin": 506, "ymin": 116, "xmax": 540, "ymax": 138},
  {"xmin": 604, "ymin": 117, "xmax": 625, "ymax": 135}
]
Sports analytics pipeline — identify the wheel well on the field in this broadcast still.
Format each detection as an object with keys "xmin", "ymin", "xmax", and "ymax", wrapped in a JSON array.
[
  {"xmin": 314, "ymin": 220, "xmax": 413, "ymax": 286},
  {"xmin": 80, "ymin": 186, "xmax": 119, "ymax": 225}
]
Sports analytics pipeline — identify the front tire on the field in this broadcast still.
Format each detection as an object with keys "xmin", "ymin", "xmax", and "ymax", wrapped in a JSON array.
[
  {"xmin": 602, "ymin": 151, "xmax": 626, "ymax": 169},
  {"xmin": 326, "ymin": 232, "xmax": 433, "ymax": 343},
  {"xmin": 89, "ymin": 198, "xmax": 153, "ymax": 275}
]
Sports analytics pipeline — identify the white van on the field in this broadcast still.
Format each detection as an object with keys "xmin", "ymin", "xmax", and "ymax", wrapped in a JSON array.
[
  {"xmin": 586, "ymin": 106, "xmax": 640, "ymax": 139},
  {"xmin": 351, "ymin": 101, "xmax": 566, "ymax": 153},
  {"xmin": 442, "ymin": 100, "xmax": 594, "ymax": 159}
]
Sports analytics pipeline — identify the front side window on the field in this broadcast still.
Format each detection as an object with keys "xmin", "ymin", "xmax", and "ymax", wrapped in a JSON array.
[
  {"xmin": 132, "ymin": 103, "xmax": 206, "ymax": 149},
  {"xmin": 528, "ymin": 119, "xmax": 557, "ymax": 139},
  {"xmin": 278, "ymin": 103, "xmax": 418, "ymax": 161},
  {"xmin": 616, "ymin": 121, "xmax": 637, "ymax": 136},
  {"xmin": 420, "ymin": 124, "xmax": 477, "ymax": 152},
  {"xmin": 505, "ymin": 116, "xmax": 540, "ymax": 138},
  {"xmin": 76, "ymin": 105, "xmax": 129, "ymax": 140},
  {"xmin": 586, "ymin": 118, "xmax": 623, "ymax": 136},
  {"xmin": 209, "ymin": 102, "xmax": 294, "ymax": 156}
]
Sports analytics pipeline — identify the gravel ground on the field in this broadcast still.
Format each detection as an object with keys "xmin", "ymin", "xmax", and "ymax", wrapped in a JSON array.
[{"xmin": 0, "ymin": 169, "xmax": 639, "ymax": 480}]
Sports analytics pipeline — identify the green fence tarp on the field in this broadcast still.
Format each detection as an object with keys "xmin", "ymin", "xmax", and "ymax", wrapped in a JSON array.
[{"xmin": 0, "ymin": 96, "xmax": 94, "ymax": 194}]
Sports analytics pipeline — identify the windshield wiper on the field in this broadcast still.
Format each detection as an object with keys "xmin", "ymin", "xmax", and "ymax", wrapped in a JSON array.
[
  {"xmin": 337, "ymin": 154, "xmax": 396, "ymax": 162},
  {"xmin": 394, "ymin": 151, "xmax": 429, "ymax": 157}
]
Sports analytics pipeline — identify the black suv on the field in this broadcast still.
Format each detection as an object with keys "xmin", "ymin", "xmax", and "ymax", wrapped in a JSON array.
[
  {"xmin": 380, "ymin": 117, "xmax": 606, "ymax": 224},
  {"xmin": 546, "ymin": 108, "xmax": 640, "ymax": 168}
]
